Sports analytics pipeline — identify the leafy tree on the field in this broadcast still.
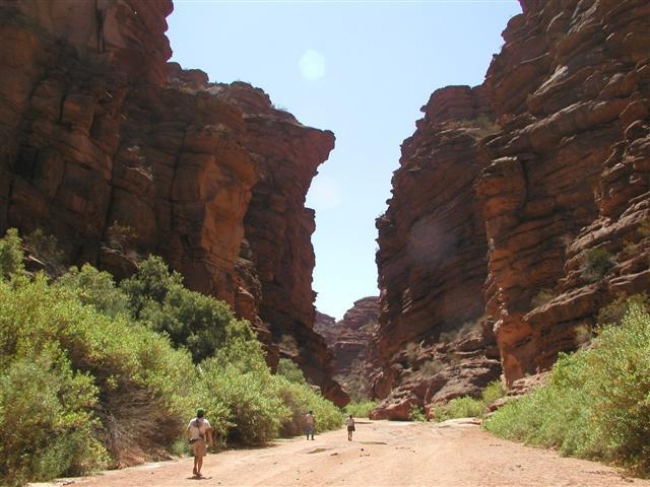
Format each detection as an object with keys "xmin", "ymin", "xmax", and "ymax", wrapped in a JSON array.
[
  {"xmin": 0, "ymin": 228, "xmax": 24, "ymax": 278},
  {"xmin": 0, "ymin": 275, "xmax": 194, "ymax": 483},
  {"xmin": 55, "ymin": 264, "xmax": 129, "ymax": 317},
  {"xmin": 277, "ymin": 357, "xmax": 307, "ymax": 383},
  {"xmin": 120, "ymin": 255, "xmax": 184, "ymax": 318},
  {"xmin": 122, "ymin": 255, "xmax": 255, "ymax": 362}
]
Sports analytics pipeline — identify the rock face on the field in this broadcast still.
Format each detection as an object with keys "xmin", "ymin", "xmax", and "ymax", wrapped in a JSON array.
[
  {"xmin": 373, "ymin": 86, "xmax": 502, "ymax": 418},
  {"xmin": 479, "ymin": 0, "xmax": 650, "ymax": 385},
  {"xmin": 315, "ymin": 297, "xmax": 380, "ymax": 401},
  {"xmin": 0, "ymin": 0, "xmax": 347, "ymax": 406},
  {"xmin": 374, "ymin": 0, "xmax": 650, "ymax": 417}
]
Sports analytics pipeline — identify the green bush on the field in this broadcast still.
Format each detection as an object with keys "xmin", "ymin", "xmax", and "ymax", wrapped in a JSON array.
[
  {"xmin": 0, "ymin": 274, "xmax": 194, "ymax": 481},
  {"xmin": 485, "ymin": 301, "xmax": 650, "ymax": 476},
  {"xmin": 580, "ymin": 247, "xmax": 615, "ymax": 282},
  {"xmin": 122, "ymin": 256, "xmax": 254, "ymax": 363},
  {"xmin": 430, "ymin": 380, "xmax": 504, "ymax": 422},
  {"xmin": 0, "ymin": 230, "xmax": 346, "ymax": 485},
  {"xmin": 0, "ymin": 228, "xmax": 24, "ymax": 278},
  {"xmin": 0, "ymin": 349, "xmax": 105, "ymax": 487},
  {"xmin": 277, "ymin": 357, "xmax": 307, "ymax": 383},
  {"xmin": 274, "ymin": 376, "xmax": 343, "ymax": 437},
  {"xmin": 345, "ymin": 400, "xmax": 378, "ymax": 418},
  {"xmin": 55, "ymin": 264, "xmax": 130, "ymax": 318},
  {"xmin": 432, "ymin": 396, "xmax": 485, "ymax": 422},
  {"xmin": 409, "ymin": 405, "xmax": 427, "ymax": 422},
  {"xmin": 120, "ymin": 255, "xmax": 184, "ymax": 318},
  {"xmin": 481, "ymin": 380, "xmax": 506, "ymax": 404},
  {"xmin": 23, "ymin": 228, "xmax": 67, "ymax": 277},
  {"xmin": 198, "ymin": 338, "xmax": 289, "ymax": 445}
]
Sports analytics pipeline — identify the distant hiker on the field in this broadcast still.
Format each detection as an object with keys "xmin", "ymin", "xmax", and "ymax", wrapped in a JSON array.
[
  {"xmin": 187, "ymin": 408, "xmax": 213, "ymax": 478},
  {"xmin": 345, "ymin": 414, "xmax": 356, "ymax": 441},
  {"xmin": 305, "ymin": 410, "xmax": 316, "ymax": 440}
]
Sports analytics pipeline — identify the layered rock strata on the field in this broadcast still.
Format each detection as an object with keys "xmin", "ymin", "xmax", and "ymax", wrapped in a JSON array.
[
  {"xmin": 0, "ymin": 0, "xmax": 347, "ymax": 405},
  {"xmin": 479, "ymin": 0, "xmax": 650, "ymax": 384},
  {"xmin": 315, "ymin": 296, "xmax": 380, "ymax": 400},
  {"xmin": 373, "ymin": 86, "xmax": 502, "ymax": 418},
  {"xmin": 374, "ymin": 0, "xmax": 650, "ymax": 417}
]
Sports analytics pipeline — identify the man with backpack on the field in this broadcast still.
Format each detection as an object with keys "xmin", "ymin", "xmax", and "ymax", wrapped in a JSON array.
[{"xmin": 187, "ymin": 408, "xmax": 213, "ymax": 478}]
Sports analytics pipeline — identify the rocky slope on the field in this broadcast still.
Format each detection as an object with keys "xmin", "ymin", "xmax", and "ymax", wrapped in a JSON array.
[
  {"xmin": 314, "ymin": 296, "xmax": 380, "ymax": 401},
  {"xmin": 0, "ymin": 0, "xmax": 347, "ymax": 405},
  {"xmin": 373, "ymin": 0, "xmax": 650, "ymax": 417}
]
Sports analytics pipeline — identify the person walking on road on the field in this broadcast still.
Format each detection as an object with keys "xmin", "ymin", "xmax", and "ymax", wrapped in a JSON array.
[
  {"xmin": 305, "ymin": 410, "xmax": 316, "ymax": 440},
  {"xmin": 345, "ymin": 414, "xmax": 356, "ymax": 441},
  {"xmin": 187, "ymin": 408, "xmax": 213, "ymax": 478}
]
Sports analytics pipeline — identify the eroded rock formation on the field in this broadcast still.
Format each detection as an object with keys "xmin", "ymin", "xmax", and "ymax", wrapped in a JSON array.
[
  {"xmin": 372, "ymin": 86, "xmax": 502, "ymax": 418},
  {"xmin": 315, "ymin": 297, "xmax": 380, "ymax": 400},
  {"xmin": 0, "ymin": 0, "xmax": 347, "ymax": 405},
  {"xmin": 479, "ymin": 0, "xmax": 650, "ymax": 385},
  {"xmin": 374, "ymin": 0, "xmax": 650, "ymax": 417}
]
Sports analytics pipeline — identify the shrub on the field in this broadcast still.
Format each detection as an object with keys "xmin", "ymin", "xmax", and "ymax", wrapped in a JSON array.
[
  {"xmin": 0, "ymin": 228, "xmax": 24, "ymax": 278},
  {"xmin": 120, "ymin": 255, "xmax": 183, "ymax": 316},
  {"xmin": 0, "ymin": 232, "xmax": 345, "ymax": 485},
  {"xmin": 274, "ymin": 376, "xmax": 343, "ymax": 437},
  {"xmin": 0, "ymin": 349, "xmax": 106, "ymax": 487},
  {"xmin": 481, "ymin": 380, "xmax": 507, "ymax": 405},
  {"xmin": 430, "ymin": 380, "xmax": 504, "ymax": 422},
  {"xmin": 196, "ymin": 337, "xmax": 342, "ymax": 444},
  {"xmin": 431, "ymin": 397, "xmax": 485, "ymax": 422},
  {"xmin": 0, "ymin": 274, "xmax": 194, "ymax": 480},
  {"xmin": 485, "ymin": 301, "xmax": 650, "ymax": 476},
  {"xmin": 55, "ymin": 264, "xmax": 129, "ymax": 318},
  {"xmin": 122, "ymin": 256, "xmax": 254, "ymax": 363},
  {"xmin": 23, "ymin": 228, "xmax": 67, "ymax": 277},
  {"xmin": 277, "ymin": 357, "xmax": 307, "ymax": 383},
  {"xmin": 409, "ymin": 405, "xmax": 427, "ymax": 422},
  {"xmin": 345, "ymin": 400, "xmax": 378, "ymax": 418},
  {"xmin": 197, "ymin": 339, "xmax": 288, "ymax": 445},
  {"xmin": 580, "ymin": 247, "xmax": 615, "ymax": 282}
]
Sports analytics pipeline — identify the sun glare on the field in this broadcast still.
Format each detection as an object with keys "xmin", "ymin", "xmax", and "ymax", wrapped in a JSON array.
[{"xmin": 299, "ymin": 49, "xmax": 326, "ymax": 80}]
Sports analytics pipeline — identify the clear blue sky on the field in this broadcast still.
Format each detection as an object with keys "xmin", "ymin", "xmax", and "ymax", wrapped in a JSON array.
[{"xmin": 166, "ymin": 0, "xmax": 522, "ymax": 320}]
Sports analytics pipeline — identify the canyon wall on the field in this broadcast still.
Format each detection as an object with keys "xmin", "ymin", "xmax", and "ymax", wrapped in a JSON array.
[
  {"xmin": 315, "ymin": 296, "xmax": 380, "ymax": 401},
  {"xmin": 374, "ymin": 0, "xmax": 650, "ymax": 417},
  {"xmin": 0, "ymin": 0, "xmax": 347, "ymax": 405}
]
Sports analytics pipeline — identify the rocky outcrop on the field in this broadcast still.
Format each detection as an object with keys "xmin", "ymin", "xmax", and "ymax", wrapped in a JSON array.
[
  {"xmin": 478, "ymin": 0, "xmax": 650, "ymax": 384},
  {"xmin": 0, "ymin": 1, "xmax": 347, "ymax": 405},
  {"xmin": 315, "ymin": 297, "xmax": 380, "ymax": 400},
  {"xmin": 373, "ymin": 86, "xmax": 502, "ymax": 417},
  {"xmin": 374, "ymin": 0, "xmax": 650, "ymax": 417}
]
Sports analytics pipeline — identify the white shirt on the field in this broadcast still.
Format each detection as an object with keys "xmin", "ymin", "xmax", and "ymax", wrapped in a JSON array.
[{"xmin": 187, "ymin": 417, "xmax": 211, "ymax": 441}]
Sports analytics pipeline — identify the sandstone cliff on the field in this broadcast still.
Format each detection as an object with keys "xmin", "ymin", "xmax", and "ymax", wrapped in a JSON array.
[
  {"xmin": 373, "ymin": 87, "xmax": 502, "ymax": 418},
  {"xmin": 374, "ymin": 0, "xmax": 650, "ymax": 417},
  {"xmin": 479, "ymin": 0, "xmax": 650, "ymax": 385},
  {"xmin": 0, "ymin": 0, "xmax": 347, "ymax": 405},
  {"xmin": 315, "ymin": 296, "xmax": 380, "ymax": 401}
]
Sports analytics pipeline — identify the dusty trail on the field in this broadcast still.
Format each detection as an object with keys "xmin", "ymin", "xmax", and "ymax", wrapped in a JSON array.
[{"xmin": 30, "ymin": 418, "xmax": 650, "ymax": 487}]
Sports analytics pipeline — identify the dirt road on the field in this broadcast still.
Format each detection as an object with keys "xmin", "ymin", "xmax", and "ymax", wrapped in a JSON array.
[{"xmin": 30, "ymin": 418, "xmax": 650, "ymax": 487}]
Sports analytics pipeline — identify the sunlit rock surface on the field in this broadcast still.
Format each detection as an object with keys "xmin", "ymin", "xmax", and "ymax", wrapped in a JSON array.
[
  {"xmin": 374, "ymin": 0, "xmax": 650, "ymax": 417},
  {"xmin": 0, "ymin": 0, "xmax": 347, "ymax": 406}
]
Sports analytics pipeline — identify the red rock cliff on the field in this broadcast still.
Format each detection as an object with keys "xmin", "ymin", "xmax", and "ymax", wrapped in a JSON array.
[
  {"xmin": 478, "ymin": 0, "xmax": 650, "ymax": 385},
  {"xmin": 0, "ymin": 0, "xmax": 347, "ymax": 405},
  {"xmin": 315, "ymin": 297, "xmax": 380, "ymax": 401},
  {"xmin": 375, "ymin": 0, "xmax": 650, "ymax": 416},
  {"xmin": 373, "ymin": 86, "xmax": 502, "ymax": 418}
]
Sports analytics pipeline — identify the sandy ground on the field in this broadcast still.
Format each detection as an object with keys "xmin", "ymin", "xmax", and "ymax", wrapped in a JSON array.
[{"xmin": 30, "ymin": 418, "xmax": 650, "ymax": 487}]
